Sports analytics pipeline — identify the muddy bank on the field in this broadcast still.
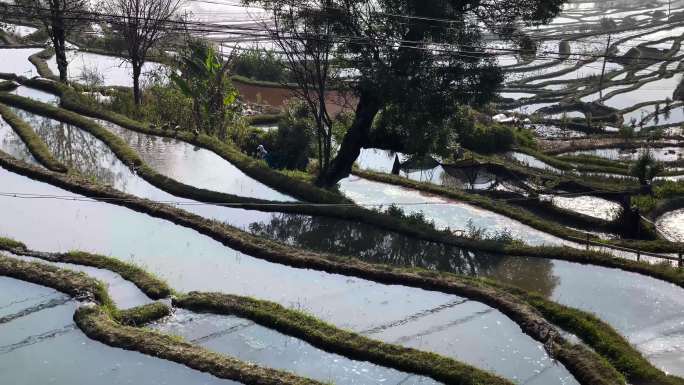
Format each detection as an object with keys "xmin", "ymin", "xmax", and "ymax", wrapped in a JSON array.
[{"xmin": 233, "ymin": 78, "xmax": 356, "ymax": 116}]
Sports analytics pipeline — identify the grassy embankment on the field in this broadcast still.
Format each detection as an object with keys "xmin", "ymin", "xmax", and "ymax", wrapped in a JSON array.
[
  {"xmin": 0, "ymin": 103, "xmax": 67, "ymax": 172},
  {"xmin": 0, "ymin": 254, "xmax": 328, "ymax": 385},
  {"xmin": 1, "ymin": 237, "xmax": 628, "ymax": 384},
  {"xmin": 0, "ymin": 239, "xmax": 515, "ymax": 385},
  {"xmin": 2, "ymin": 89, "xmax": 683, "ymax": 284}
]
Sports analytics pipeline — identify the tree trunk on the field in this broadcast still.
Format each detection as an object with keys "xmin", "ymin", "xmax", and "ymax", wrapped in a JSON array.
[
  {"xmin": 316, "ymin": 94, "xmax": 380, "ymax": 187},
  {"xmin": 132, "ymin": 60, "xmax": 142, "ymax": 105},
  {"xmin": 52, "ymin": 18, "xmax": 68, "ymax": 82}
]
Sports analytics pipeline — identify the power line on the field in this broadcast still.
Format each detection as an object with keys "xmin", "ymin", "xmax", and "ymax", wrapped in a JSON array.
[{"xmin": 5, "ymin": 2, "xmax": 684, "ymax": 64}]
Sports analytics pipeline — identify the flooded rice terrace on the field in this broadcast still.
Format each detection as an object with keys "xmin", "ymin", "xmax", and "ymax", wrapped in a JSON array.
[{"xmin": 3, "ymin": 0, "xmax": 684, "ymax": 384}]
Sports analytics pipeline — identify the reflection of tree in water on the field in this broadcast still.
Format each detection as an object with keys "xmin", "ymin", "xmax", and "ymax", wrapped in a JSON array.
[
  {"xmin": 249, "ymin": 213, "xmax": 559, "ymax": 297},
  {"xmin": 441, "ymin": 165, "xmax": 497, "ymax": 190},
  {"xmin": 0, "ymin": 119, "xmax": 35, "ymax": 164},
  {"xmin": 16, "ymin": 110, "xmax": 127, "ymax": 188},
  {"xmin": 98, "ymin": 119, "xmax": 188, "ymax": 174},
  {"xmin": 485, "ymin": 257, "xmax": 560, "ymax": 297}
]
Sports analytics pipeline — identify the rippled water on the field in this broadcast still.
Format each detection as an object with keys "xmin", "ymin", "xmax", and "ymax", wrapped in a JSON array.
[
  {"xmin": 569, "ymin": 146, "xmax": 684, "ymax": 162},
  {"xmin": 152, "ymin": 309, "xmax": 439, "ymax": 385},
  {"xmin": 0, "ymin": 276, "xmax": 239, "ymax": 385},
  {"xmin": 656, "ymin": 209, "xmax": 684, "ymax": 241},
  {"xmin": 545, "ymin": 195, "xmax": 621, "ymax": 221}
]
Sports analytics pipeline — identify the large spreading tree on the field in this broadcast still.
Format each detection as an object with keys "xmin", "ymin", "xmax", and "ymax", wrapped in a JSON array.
[{"xmin": 246, "ymin": 0, "xmax": 564, "ymax": 187}]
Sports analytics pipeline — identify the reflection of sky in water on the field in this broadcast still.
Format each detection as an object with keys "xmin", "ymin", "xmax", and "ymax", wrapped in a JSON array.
[
  {"xmin": 11, "ymin": 86, "xmax": 60, "ymax": 105},
  {"xmin": 509, "ymin": 152, "xmax": 561, "ymax": 173},
  {"xmin": 570, "ymin": 147, "xmax": 684, "ymax": 162},
  {"xmin": 339, "ymin": 176, "xmax": 569, "ymax": 246},
  {"xmin": 9, "ymin": 254, "xmax": 151, "ymax": 310},
  {"xmin": 657, "ymin": 209, "xmax": 684, "ymax": 242},
  {"xmin": 546, "ymin": 195, "xmax": 621, "ymax": 221},
  {"xmin": 47, "ymin": 51, "xmax": 162, "ymax": 87},
  {"xmin": 604, "ymin": 75, "xmax": 683, "ymax": 109},
  {"xmin": 152, "ymin": 309, "xmax": 439, "ymax": 385},
  {"xmin": 0, "ymin": 277, "xmax": 239, "ymax": 385},
  {"xmin": 0, "ymin": 48, "xmax": 42, "ymax": 77},
  {"xmin": 98, "ymin": 119, "xmax": 296, "ymax": 202},
  {"xmin": 548, "ymin": 259, "xmax": 684, "ymax": 377},
  {"xmin": 0, "ymin": 116, "xmax": 39, "ymax": 166}
]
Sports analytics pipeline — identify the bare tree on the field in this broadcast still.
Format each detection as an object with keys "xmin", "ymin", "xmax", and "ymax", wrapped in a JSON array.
[
  {"xmin": 15, "ymin": 0, "xmax": 89, "ymax": 82},
  {"xmin": 104, "ymin": 0, "xmax": 181, "ymax": 105},
  {"xmin": 259, "ymin": 0, "xmax": 342, "ymax": 173}
]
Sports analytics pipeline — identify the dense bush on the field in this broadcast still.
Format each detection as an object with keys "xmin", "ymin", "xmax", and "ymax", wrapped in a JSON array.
[
  {"xmin": 106, "ymin": 73, "xmax": 195, "ymax": 131},
  {"xmin": 655, "ymin": 180, "xmax": 684, "ymax": 198},
  {"xmin": 233, "ymin": 49, "xmax": 289, "ymax": 83},
  {"xmin": 559, "ymin": 41, "xmax": 571, "ymax": 57},
  {"xmin": 631, "ymin": 195, "xmax": 657, "ymax": 213},
  {"xmin": 242, "ymin": 101, "xmax": 314, "ymax": 171},
  {"xmin": 459, "ymin": 122, "xmax": 516, "ymax": 154},
  {"xmin": 630, "ymin": 150, "xmax": 664, "ymax": 185}
]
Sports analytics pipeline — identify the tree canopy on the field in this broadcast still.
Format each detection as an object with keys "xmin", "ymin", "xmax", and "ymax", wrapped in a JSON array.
[{"xmin": 245, "ymin": 0, "xmax": 566, "ymax": 186}]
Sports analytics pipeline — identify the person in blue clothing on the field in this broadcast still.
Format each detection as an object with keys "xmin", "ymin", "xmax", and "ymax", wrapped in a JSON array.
[
  {"xmin": 257, "ymin": 144, "xmax": 275, "ymax": 167},
  {"xmin": 256, "ymin": 144, "xmax": 268, "ymax": 160}
]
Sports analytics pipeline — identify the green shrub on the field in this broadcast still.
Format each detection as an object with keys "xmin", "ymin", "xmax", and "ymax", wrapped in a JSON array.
[
  {"xmin": 268, "ymin": 103, "xmax": 314, "ymax": 170},
  {"xmin": 449, "ymin": 106, "xmax": 522, "ymax": 154},
  {"xmin": 632, "ymin": 195, "xmax": 657, "ymax": 213},
  {"xmin": 460, "ymin": 122, "xmax": 516, "ymax": 153},
  {"xmin": 655, "ymin": 180, "xmax": 684, "ymax": 199},
  {"xmin": 242, "ymin": 101, "xmax": 314, "ymax": 171},
  {"xmin": 630, "ymin": 150, "xmax": 664, "ymax": 185},
  {"xmin": 103, "ymin": 71, "xmax": 195, "ymax": 131},
  {"xmin": 233, "ymin": 49, "xmax": 289, "ymax": 83}
]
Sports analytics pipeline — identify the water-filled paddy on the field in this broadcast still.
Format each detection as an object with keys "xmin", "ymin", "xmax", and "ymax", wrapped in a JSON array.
[
  {"xmin": 339, "ymin": 176, "xmax": 570, "ymax": 246},
  {"xmin": 544, "ymin": 195, "xmax": 621, "ymax": 221},
  {"xmin": 97, "ymin": 118, "xmax": 296, "ymax": 201},
  {"xmin": 508, "ymin": 152, "xmax": 561, "ymax": 173},
  {"xmin": 0, "ymin": 48, "xmax": 42, "ymax": 77},
  {"xmin": 46, "ymin": 51, "xmax": 163, "ymax": 87},
  {"xmin": 7, "ymin": 253, "xmax": 152, "ymax": 310},
  {"xmin": 10, "ymin": 86, "xmax": 60, "ymax": 105},
  {"xmin": 0, "ymin": 167, "xmax": 577, "ymax": 383},
  {"xmin": 0, "ymin": 115, "xmax": 38, "ymax": 166},
  {"xmin": 488, "ymin": 258, "xmax": 684, "ymax": 377},
  {"xmin": 0, "ymin": 276, "xmax": 239, "ymax": 385},
  {"xmin": 604, "ymin": 75, "xmax": 683, "ymax": 109},
  {"xmin": 656, "ymin": 209, "xmax": 684, "ymax": 241},
  {"xmin": 152, "ymin": 309, "xmax": 439, "ymax": 384},
  {"xmin": 568, "ymin": 146, "xmax": 684, "ymax": 162}
]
